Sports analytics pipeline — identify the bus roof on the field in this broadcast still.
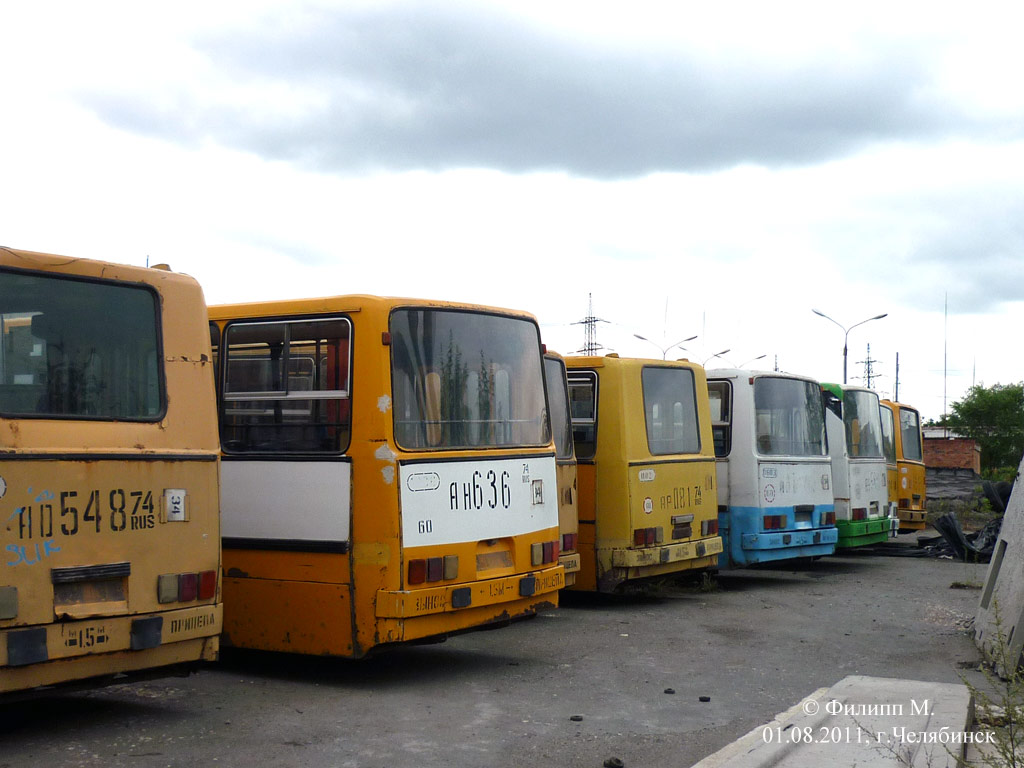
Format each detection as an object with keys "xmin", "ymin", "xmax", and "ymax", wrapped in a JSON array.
[
  {"xmin": 706, "ymin": 368, "xmax": 822, "ymax": 385},
  {"xmin": 1, "ymin": 246, "xmax": 203, "ymax": 292},
  {"xmin": 208, "ymin": 294, "xmax": 539, "ymax": 323}
]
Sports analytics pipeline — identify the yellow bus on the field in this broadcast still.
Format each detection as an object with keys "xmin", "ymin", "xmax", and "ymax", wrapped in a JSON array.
[
  {"xmin": 565, "ymin": 355, "xmax": 722, "ymax": 592},
  {"xmin": 208, "ymin": 296, "xmax": 564, "ymax": 657},
  {"xmin": 543, "ymin": 351, "xmax": 580, "ymax": 587},
  {"xmin": 880, "ymin": 399, "xmax": 927, "ymax": 532},
  {"xmin": 1, "ymin": 247, "xmax": 221, "ymax": 697}
]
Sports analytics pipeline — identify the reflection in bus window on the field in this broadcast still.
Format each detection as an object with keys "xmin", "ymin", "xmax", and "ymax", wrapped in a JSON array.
[
  {"xmin": 390, "ymin": 309, "xmax": 548, "ymax": 450},
  {"xmin": 0, "ymin": 269, "xmax": 162, "ymax": 420},
  {"xmin": 642, "ymin": 366, "xmax": 700, "ymax": 455}
]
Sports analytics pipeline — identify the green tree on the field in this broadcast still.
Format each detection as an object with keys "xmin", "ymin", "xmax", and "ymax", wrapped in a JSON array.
[{"xmin": 946, "ymin": 382, "xmax": 1024, "ymax": 479}]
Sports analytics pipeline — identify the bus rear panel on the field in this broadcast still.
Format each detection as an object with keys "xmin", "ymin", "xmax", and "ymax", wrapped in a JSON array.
[
  {"xmin": 566, "ymin": 356, "xmax": 722, "ymax": 593},
  {"xmin": 708, "ymin": 370, "xmax": 838, "ymax": 568},
  {"xmin": 822, "ymin": 383, "xmax": 891, "ymax": 548},
  {"xmin": 1, "ymin": 247, "xmax": 221, "ymax": 697},
  {"xmin": 881, "ymin": 399, "xmax": 927, "ymax": 532}
]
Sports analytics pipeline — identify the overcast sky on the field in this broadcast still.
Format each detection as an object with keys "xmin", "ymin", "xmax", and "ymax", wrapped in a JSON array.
[{"xmin": 3, "ymin": 0, "xmax": 1022, "ymax": 420}]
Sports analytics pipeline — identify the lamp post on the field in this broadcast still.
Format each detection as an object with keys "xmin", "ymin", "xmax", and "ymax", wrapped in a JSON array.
[
  {"xmin": 634, "ymin": 333, "xmax": 698, "ymax": 360},
  {"xmin": 811, "ymin": 309, "xmax": 888, "ymax": 384},
  {"xmin": 738, "ymin": 354, "xmax": 767, "ymax": 368},
  {"xmin": 702, "ymin": 348, "xmax": 731, "ymax": 366}
]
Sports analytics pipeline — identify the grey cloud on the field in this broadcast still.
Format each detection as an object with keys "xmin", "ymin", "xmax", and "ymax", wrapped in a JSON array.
[{"xmin": 78, "ymin": 5, "xmax": 984, "ymax": 179}]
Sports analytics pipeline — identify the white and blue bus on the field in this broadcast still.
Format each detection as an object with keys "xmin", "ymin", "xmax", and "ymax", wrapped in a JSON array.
[{"xmin": 707, "ymin": 370, "xmax": 837, "ymax": 568}]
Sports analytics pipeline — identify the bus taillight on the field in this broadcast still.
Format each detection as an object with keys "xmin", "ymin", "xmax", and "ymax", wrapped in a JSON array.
[
  {"xmin": 762, "ymin": 515, "xmax": 787, "ymax": 530},
  {"xmin": 531, "ymin": 541, "xmax": 561, "ymax": 566},
  {"xmin": 562, "ymin": 532, "xmax": 578, "ymax": 552},
  {"xmin": 632, "ymin": 527, "xmax": 664, "ymax": 547},
  {"xmin": 701, "ymin": 519, "xmax": 718, "ymax": 536},
  {"xmin": 157, "ymin": 570, "xmax": 218, "ymax": 604},
  {"xmin": 407, "ymin": 555, "xmax": 460, "ymax": 585},
  {"xmin": 852, "ymin": 508, "xmax": 868, "ymax": 521},
  {"xmin": 823, "ymin": 511, "xmax": 836, "ymax": 526}
]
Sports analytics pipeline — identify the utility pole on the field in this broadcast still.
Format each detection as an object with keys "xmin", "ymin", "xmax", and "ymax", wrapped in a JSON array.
[{"xmin": 894, "ymin": 352, "xmax": 900, "ymax": 402}]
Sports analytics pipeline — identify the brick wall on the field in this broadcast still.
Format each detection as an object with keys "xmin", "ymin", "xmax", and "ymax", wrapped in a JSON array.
[{"xmin": 923, "ymin": 437, "xmax": 981, "ymax": 474}]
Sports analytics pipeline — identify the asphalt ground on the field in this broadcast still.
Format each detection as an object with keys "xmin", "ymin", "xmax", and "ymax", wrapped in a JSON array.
[{"xmin": 0, "ymin": 538, "xmax": 989, "ymax": 768}]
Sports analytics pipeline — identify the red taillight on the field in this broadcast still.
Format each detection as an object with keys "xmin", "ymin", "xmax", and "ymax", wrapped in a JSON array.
[
  {"xmin": 408, "ymin": 559, "xmax": 426, "ymax": 585},
  {"xmin": 426, "ymin": 557, "xmax": 443, "ymax": 582},
  {"xmin": 543, "ymin": 541, "xmax": 555, "ymax": 563},
  {"xmin": 898, "ymin": 498, "xmax": 910, "ymax": 509},
  {"xmin": 178, "ymin": 572, "xmax": 198, "ymax": 602},
  {"xmin": 852, "ymin": 508, "xmax": 867, "ymax": 521},
  {"xmin": 562, "ymin": 532, "xmax": 578, "ymax": 552},
  {"xmin": 633, "ymin": 528, "xmax": 665, "ymax": 547},
  {"xmin": 762, "ymin": 515, "xmax": 789, "ymax": 530},
  {"xmin": 823, "ymin": 511, "xmax": 836, "ymax": 526},
  {"xmin": 701, "ymin": 519, "xmax": 719, "ymax": 536},
  {"xmin": 198, "ymin": 570, "xmax": 217, "ymax": 600}
]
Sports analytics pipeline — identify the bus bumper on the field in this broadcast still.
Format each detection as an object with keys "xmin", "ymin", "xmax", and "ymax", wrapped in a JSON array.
[
  {"xmin": 835, "ymin": 518, "xmax": 892, "ymax": 548},
  {"xmin": 559, "ymin": 552, "xmax": 581, "ymax": 587},
  {"xmin": 898, "ymin": 509, "xmax": 927, "ymax": 532},
  {"xmin": 1, "ymin": 604, "xmax": 221, "ymax": 695},
  {"xmin": 593, "ymin": 536, "xmax": 723, "ymax": 592},
  {"xmin": 732, "ymin": 526, "xmax": 839, "ymax": 565},
  {"xmin": 376, "ymin": 565, "xmax": 564, "ymax": 620}
]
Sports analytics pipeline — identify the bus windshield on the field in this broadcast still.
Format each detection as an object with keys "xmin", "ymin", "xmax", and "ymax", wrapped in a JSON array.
[
  {"xmin": 900, "ymin": 407, "xmax": 923, "ymax": 461},
  {"xmin": 543, "ymin": 356, "xmax": 573, "ymax": 461},
  {"xmin": 844, "ymin": 390, "xmax": 883, "ymax": 458},
  {"xmin": 391, "ymin": 309, "xmax": 549, "ymax": 449},
  {"xmin": 753, "ymin": 377, "xmax": 826, "ymax": 457},
  {"xmin": 0, "ymin": 269, "xmax": 162, "ymax": 420}
]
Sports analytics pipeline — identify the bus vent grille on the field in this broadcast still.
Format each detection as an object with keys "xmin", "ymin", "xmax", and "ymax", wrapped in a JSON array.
[{"xmin": 51, "ymin": 562, "xmax": 131, "ymax": 584}]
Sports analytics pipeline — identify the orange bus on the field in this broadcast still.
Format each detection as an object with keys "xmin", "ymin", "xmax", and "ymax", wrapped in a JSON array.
[
  {"xmin": 209, "ymin": 295, "xmax": 564, "ymax": 657},
  {"xmin": 543, "ymin": 351, "xmax": 580, "ymax": 587},
  {"xmin": 880, "ymin": 399, "xmax": 927, "ymax": 532},
  {"xmin": 1, "ymin": 247, "xmax": 221, "ymax": 697}
]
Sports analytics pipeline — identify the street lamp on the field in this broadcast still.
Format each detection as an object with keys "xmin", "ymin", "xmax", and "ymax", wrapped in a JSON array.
[
  {"xmin": 702, "ymin": 348, "xmax": 731, "ymax": 366},
  {"xmin": 634, "ymin": 333, "xmax": 698, "ymax": 360},
  {"xmin": 738, "ymin": 354, "xmax": 767, "ymax": 368},
  {"xmin": 811, "ymin": 309, "xmax": 888, "ymax": 384}
]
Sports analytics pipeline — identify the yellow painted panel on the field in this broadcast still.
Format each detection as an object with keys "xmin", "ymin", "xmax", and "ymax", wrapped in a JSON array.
[{"xmin": 222, "ymin": 577, "xmax": 353, "ymax": 656}]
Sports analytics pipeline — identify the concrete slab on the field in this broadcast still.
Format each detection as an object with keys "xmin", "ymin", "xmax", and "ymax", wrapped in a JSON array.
[
  {"xmin": 976, "ymin": 454, "xmax": 1024, "ymax": 676},
  {"xmin": 690, "ymin": 676, "xmax": 974, "ymax": 768}
]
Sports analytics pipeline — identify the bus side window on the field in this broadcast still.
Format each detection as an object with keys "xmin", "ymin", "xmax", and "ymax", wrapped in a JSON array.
[
  {"xmin": 568, "ymin": 374, "xmax": 597, "ymax": 460},
  {"xmin": 221, "ymin": 317, "xmax": 351, "ymax": 454}
]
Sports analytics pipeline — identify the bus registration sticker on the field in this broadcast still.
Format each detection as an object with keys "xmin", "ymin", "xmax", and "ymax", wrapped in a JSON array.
[{"xmin": 164, "ymin": 489, "xmax": 187, "ymax": 522}]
